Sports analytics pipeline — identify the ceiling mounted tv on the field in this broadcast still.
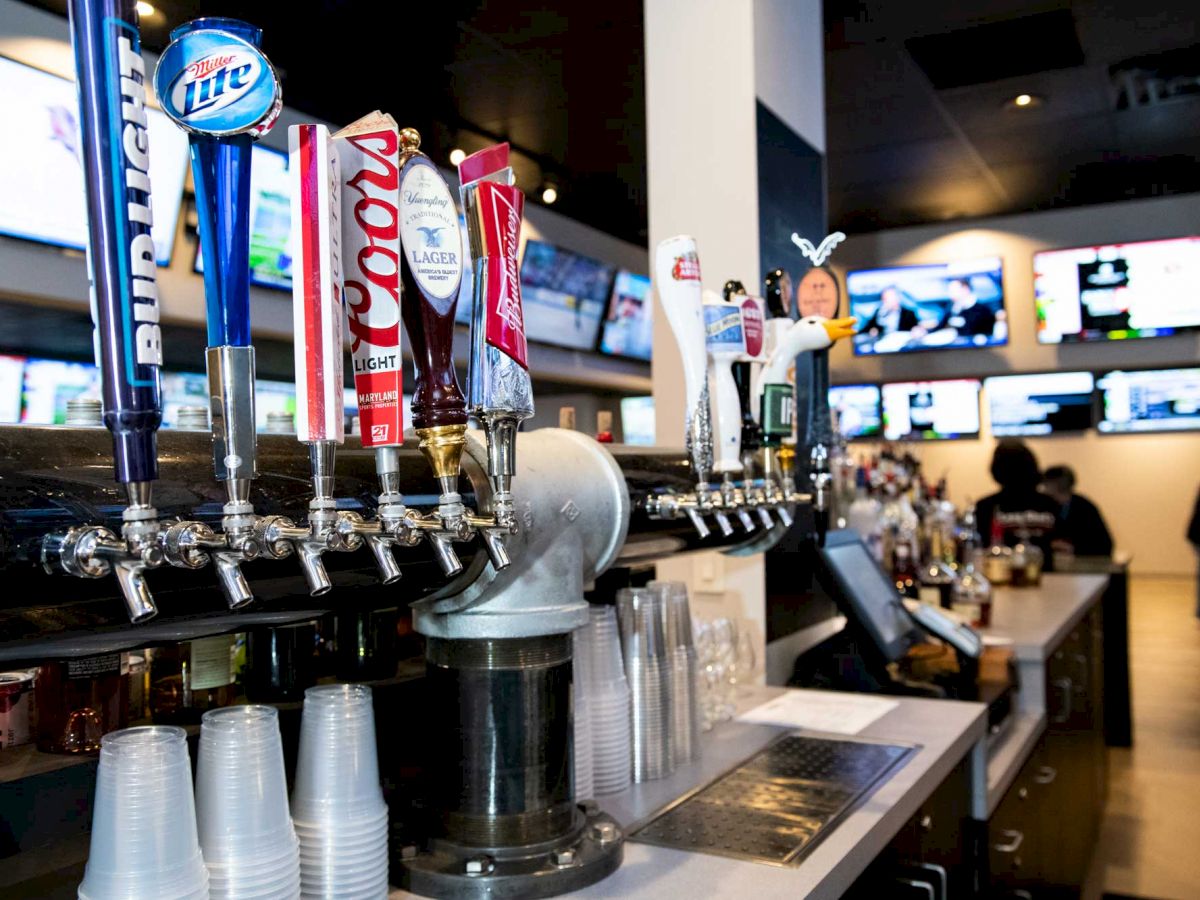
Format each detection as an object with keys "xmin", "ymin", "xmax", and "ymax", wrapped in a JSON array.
[
  {"xmin": 195, "ymin": 143, "xmax": 293, "ymax": 290},
  {"xmin": 984, "ymin": 371, "xmax": 1095, "ymax": 437},
  {"xmin": 847, "ymin": 257, "xmax": 1006, "ymax": 356},
  {"xmin": 881, "ymin": 378, "xmax": 981, "ymax": 441},
  {"xmin": 1034, "ymin": 236, "xmax": 1200, "ymax": 344},
  {"xmin": 599, "ymin": 270, "xmax": 653, "ymax": 361},
  {"xmin": 0, "ymin": 54, "xmax": 188, "ymax": 265},
  {"xmin": 520, "ymin": 239, "xmax": 615, "ymax": 352},
  {"xmin": 1098, "ymin": 367, "xmax": 1200, "ymax": 434},
  {"xmin": 828, "ymin": 383, "xmax": 882, "ymax": 440}
]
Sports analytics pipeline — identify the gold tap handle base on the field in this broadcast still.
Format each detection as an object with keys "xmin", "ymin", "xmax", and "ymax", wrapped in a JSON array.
[{"xmin": 416, "ymin": 424, "xmax": 468, "ymax": 484}]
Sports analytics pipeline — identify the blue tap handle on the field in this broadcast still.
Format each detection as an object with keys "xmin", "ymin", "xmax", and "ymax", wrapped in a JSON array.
[
  {"xmin": 191, "ymin": 134, "xmax": 253, "ymax": 347},
  {"xmin": 67, "ymin": 0, "xmax": 162, "ymax": 485}
]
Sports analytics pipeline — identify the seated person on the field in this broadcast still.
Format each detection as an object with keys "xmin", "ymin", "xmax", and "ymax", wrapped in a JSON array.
[
  {"xmin": 975, "ymin": 440, "xmax": 1060, "ymax": 569},
  {"xmin": 861, "ymin": 287, "xmax": 920, "ymax": 337},
  {"xmin": 937, "ymin": 277, "xmax": 996, "ymax": 339},
  {"xmin": 1040, "ymin": 465, "xmax": 1114, "ymax": 558}
]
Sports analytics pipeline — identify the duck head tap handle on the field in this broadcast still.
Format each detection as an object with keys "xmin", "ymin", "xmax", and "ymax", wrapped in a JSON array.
[
  {"xmin": 654, "ymin": 235, "xmax": 716, "ymax": 538},
  {"xmin": 44, "ymin": 0, "xmax": 165, "ymax": 621},
  {"xmin": 458, "ymin": 142, "xmax": 532, "ymax": 570},
  {"xmin": 332, "ymin": 112, "xmax": 412, "ymax": 584},
  {"xmin": 704, "ymin": 289, "xmax": 755, "ymax": 532},
  {"xmin": 396, "ymin": 128, "xmax": 470, "ymax": 574},
  {"xmin": 153, "ymin": 17, "xmax": 281, "ymax": 600}
]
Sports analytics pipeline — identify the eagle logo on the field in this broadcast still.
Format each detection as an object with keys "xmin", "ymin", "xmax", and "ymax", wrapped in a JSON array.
[
  {"xmin": 790, "ymin": 231, "xmax": 846, "ymax": 267},
  {"xmin": 417, "ymin": 226, "xmax": 445, "ymax": 247}
]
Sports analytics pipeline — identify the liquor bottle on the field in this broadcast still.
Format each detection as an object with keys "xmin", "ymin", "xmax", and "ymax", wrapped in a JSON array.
[
  {"xmin": 983, "ymin": 519, "xmax": 1014, "ymax": 586},
  {"xmin": 244, "ymin": 621, "xmax": 320, "ymax": 703},
  {"xmin": 918, "ymin": 527, "xmax": 958, "ymax": 609},
  {"xmin": 596, "ymin": 410, "xmax": 615, "ymax": 444},
  {"xmin": 149, "ymin": 635, "xmax": 238, "ymax": 724},
  {"xmin": 952, "ymin": 515, "xmax": 992, "ymax": 627},
  {"xmin": 34, "ymin": 653, "xmax": 130, "ymax": 754},
  {"xmin": 892, "ymin": 541, "xmax": 919, "ymax": 599}
]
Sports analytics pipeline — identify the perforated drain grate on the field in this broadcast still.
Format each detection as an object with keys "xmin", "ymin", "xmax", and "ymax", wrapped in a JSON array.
[{"xmin": 630, "ymin": 733, "xmax": 915, "ymax": 866}]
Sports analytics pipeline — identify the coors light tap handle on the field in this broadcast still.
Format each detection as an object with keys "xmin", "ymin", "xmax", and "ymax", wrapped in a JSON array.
[
  {"xmin": 654, "ymin": 235, "xmax": 714, "ymax": 537},
  {"xmin": 459, "ymin": 143, "xmax": 533, "ymax": 541},
  {"xmin": 68, "ymin": 0, "xmax": 162, "ymax": 495},
  {"xmin": 153, "ymin": 18, "xmax": 281, "ymax": 495},
  {"xmin": 396, "ymin": 129, "xmax": 468, "ymax": 512}
]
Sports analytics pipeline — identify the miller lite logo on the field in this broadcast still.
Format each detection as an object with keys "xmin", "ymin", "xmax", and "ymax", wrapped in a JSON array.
[
  {"xmin": 672, "ymin": 251, "xmax": 701, "ymax": 282},
  {"xmin": 154, "ymin": 25, "xmax": 280, "ymax": 137}
]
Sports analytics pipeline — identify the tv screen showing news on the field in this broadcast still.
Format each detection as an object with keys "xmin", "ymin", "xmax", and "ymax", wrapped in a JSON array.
[
  {"xmin": 599, "ymin": 270, "xmax": 653, "ymax": 361},
  {"xmin": 195, "ymin": 143, "xmax": 293, "ymax": 289},
  {"xmin": 828, "ymin": 384, "xmax": 882, "ymax": 439},
  {"xmin": 881, "ymin": 379, "xmax": 981, "ymax": 441},
  {"xmin": 847, "ymin": 257, "xmax": 1006, "ymax": 356},
  {"xmin": 1034, "ymin": 237, "xmax": 1200, "ymax": 343},
  {"xmin": 984, "ymin": 371, "xmax": 1095, "ymax": 437},
  {"xmin": 520, "ymin": 239, "xmax": 615, "ymax": 351},
  {"xmin": 1098, "ymin": 368, "xmax": 1200, "ymax": 434},
  {"xmin": 0, "ymin": 55, "xmax": 189, "ymax": 265}
]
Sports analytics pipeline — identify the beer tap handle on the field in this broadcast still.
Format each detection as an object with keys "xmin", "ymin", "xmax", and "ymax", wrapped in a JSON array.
[
  {"xmin": 396, "ymin": 129, "xmax": 469, "ymax": 506},
  {"xmin": 654, "ymin": 236, "xmax": 713, "ymax": 522},
  {"xmin": 703, "ymin": 291, "xmax": 746, "ymax": 484}
]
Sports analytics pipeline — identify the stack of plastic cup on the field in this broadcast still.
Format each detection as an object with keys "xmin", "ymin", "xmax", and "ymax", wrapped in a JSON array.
[
  {"xmin": 650, "ymin": 580, "xmax": 702, "ymax": 766},
  {"xmin": 195, "ymin": 706, "xmax": 300, "ymax": 898},
  {"xmin": 291, "ymin": 684, "xmax": 388, "ymax": 899},
  {"xmin": 78, "ymin": 726, "xmax": 209, "ymax": 900},
  {"xmin": 617, "ymin": 587, "xmax": 674, "ymax": 782},
  {"xmin": 571, "ymin": 626, "xmax": 596, "ymax": 801},
  {"xmin": 586, "ymin": 605, "xmax": 633, "ymax": 795}
]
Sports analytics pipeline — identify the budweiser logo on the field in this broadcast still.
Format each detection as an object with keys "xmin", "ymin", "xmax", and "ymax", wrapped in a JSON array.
[
  {"xmin": 487, "ymin": 186, "xmax": 525, "ymax": 334},
  {"xmin": 672, "ymin": 252, "xmax": 701, "ymax": 281}
]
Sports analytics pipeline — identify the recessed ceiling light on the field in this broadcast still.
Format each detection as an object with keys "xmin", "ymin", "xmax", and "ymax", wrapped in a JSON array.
[
  {"xmin": 1007, "ymin": 92, "xmax": 1043, "ymax": 109},
  {"xmin": 448, "ymin": 148, "xmax": 465, "ymax": 167},
  {"xmin": 136, "ymin": 1, "xmax": 155, "ymax": 17},
  {"xmin": 541, "ymin": 184, "xmax": 558, "ymax": 205}
]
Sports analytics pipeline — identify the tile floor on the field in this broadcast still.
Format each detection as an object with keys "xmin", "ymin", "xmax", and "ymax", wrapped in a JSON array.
[{"xmin": 1085, "ymin": 576, "xmax": 1200, "ymax": 900}]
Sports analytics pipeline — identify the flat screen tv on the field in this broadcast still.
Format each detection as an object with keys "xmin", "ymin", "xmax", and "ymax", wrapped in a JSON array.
[
  {"xmin": 0, "ymin": 355, "xmax": 25, "ymax": 423},
  {"xmin": 195, "ymin": 143, "xmax": 293, "ymax": 289},
  {"xmin": 984, "ymin": 371, "xmax": 1095, "ymax": 437},
  {"xmin": 847, "ymin": 257, "xmax": 1006, "ymax": 356},
  {"xmin": 519, "ymin": 239, "xmax": 615, "ymax": 351},
  {"xmin": 881, "ymin": 378, "xmax": 981, "ymax": 441},
  {"xmin": 0, "ymin": 54, "xmax": 189, "ymax": 265},
  {"xmin": 20, "ymin": 357, "xmax": 101, "ymax": 424},
  {"xmin": 598, "ymin": 270, "xmax": 653, "ymax": 360},
  {"xmin": 1097, "ymin": 367, "xmax": 1200, "ymax": 434},
  {"xmin": 619, "ymin": 396, "xmax": 655, "ymax": 445},
  {"xmin": 828, "ymin": 383, "xmax": 882, "ymax": 439},
  {"xmin": 1034, "ymin": 237, "xmax": 1200, "ymax": 343}
]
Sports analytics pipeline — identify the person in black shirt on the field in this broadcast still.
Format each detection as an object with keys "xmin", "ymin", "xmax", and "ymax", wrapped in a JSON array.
[
  {"xmin": 862, "ymin": 287, "xmax": 920, "ymax": 337},
  {"xmin": 938, "ymin": 278, "xmax": 996, "ymax": 339},
  {"xmin": 975, "ymin": 440, "xmax": 1060, "ymax": 570},
  {"xmin": 1040, "ymin": 465, "xmax": 1114, "ymax": 558}
]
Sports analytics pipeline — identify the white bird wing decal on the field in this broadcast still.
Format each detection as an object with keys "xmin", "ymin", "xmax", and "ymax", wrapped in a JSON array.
[{"xmin": 790, "ymin": 231, "xmax": 846, "ymax": 267}]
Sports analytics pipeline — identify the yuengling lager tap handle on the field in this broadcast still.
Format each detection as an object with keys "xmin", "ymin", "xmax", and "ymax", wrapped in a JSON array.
[{"xmin": 396, "ymin": 129, "xmax": 468, "ymax": 503}]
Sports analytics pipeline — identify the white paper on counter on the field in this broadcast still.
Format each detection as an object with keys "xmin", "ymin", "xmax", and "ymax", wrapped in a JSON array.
[{"xmin": 736, "ymin": 690, "xmax": 900, "ymax": 735}]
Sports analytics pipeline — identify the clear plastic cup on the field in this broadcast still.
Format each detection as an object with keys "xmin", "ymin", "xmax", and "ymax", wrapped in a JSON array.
[
  {"xmin": 79, "ymin": 726, "xmax": 210, "ymax": 900},
  {"xmin": 291, "ymin": 684, "xmax": 385, "ymax": 823}
]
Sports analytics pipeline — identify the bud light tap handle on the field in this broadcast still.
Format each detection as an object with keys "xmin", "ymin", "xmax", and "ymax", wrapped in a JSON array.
[
  {"xmin": 67, "ymin": 0, "xmax": 163, "ymax": 492},
  {"xmin": 154, "ymin": 18, "xmax": 280, "ymax": 489}
]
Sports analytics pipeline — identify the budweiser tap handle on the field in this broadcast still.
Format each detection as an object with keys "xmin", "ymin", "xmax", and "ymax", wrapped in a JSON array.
[
  {"xmin": 654, "ymin": 235, "xmax": 710, "ymax": 483},
  {"xmin": 68, "ymin": 0, "xmax": 162, "ymax": 488},
  {"xmin": 289, "ymin": 123, "xmax": 345, "ymax": 447}
]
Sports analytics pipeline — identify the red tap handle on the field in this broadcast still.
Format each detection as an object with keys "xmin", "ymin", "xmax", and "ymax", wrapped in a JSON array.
[{"xmin": 397, "ymin": 132, "xmax": 467, "ymax": 430}]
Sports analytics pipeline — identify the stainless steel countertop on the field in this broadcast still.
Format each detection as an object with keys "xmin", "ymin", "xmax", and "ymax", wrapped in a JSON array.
[{"xmin": 391, "ymin": 685, "xmax": 986, "ymax": 900}]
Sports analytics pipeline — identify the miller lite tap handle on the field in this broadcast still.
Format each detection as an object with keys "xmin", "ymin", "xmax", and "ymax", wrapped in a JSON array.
[
  {"xmin": 704, "ymin": 290, "xmax": 745, "ymax": 475},
  {"xmin": 67, "ymin": 0, "xmax": 162, "ymax": 486},
  {"xmin": 289, "ymin": 123, "xmax": 344, "ymax": 445},
  {"xmin": 654, "ymin": 235, "xmax": 710, "ymax": 481},
  {"xmin": 396, "ymin": 128, "xmax": 467, "ymax": 432}
]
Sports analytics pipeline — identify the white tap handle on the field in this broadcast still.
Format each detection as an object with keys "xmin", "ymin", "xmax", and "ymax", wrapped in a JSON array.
[
  {"xmin": 755, "ymin": 317, "xmax": 793, "ymax": 423},
  {"xmin": 754, "ymin": 315, "xmax": 835, "ymax": 407},
  {"xmin": 654, "ymin": 236, "xmax": 710, "ymax": 478},
  {"xmin": 704, "ymin": 292, "xmax": 745, "ymax": 475},
  {"xmin": 290, "ymin": 123, "xmax": 345, "ymax": 444}
]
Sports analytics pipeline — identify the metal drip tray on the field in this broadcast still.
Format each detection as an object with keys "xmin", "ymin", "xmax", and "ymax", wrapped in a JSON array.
[{"xmin": 630, "ymin": 733, "xmax": 916, "ymax": 866}]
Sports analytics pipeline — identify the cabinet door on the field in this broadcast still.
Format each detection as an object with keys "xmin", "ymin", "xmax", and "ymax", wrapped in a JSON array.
[{"xmin": 988, "ymin": 766, "xmax": 1043, "ymax": 892}]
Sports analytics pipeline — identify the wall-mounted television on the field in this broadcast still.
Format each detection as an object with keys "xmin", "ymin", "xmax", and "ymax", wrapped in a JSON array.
[
  {"xmin": 847, "ymin": 257, "xmax": 1006, "ymax": 356},
  {"xmin": 1034, "ymin": 237, "xmax": 1200, "ymax": 344},
  {"xmin": 519, "ymin": 239, "xmax": 615, "ymax": 351},
  {"xmin": 619, "ymin": 396, "xmax": 655, "ymax": 445},
  {"xmin": 598, "ymin": 270, "xmax": 653, "ymax": 361},
  {"xmin": 0, "ymin": 355, "xmax": 25, "ymax": 423},
  {"xmin": 195, "ymin": 143, "xmax": 293, "ymax": 290},
  {"xmin": 20, "ymin": 357, "xmax": 101, "ymax": 424},
  {"xmin": 828, "ymin": 383, "xmax": 882, "ymax": 439},
  {"xmin": 881, "ymin": 378, "xmax": 981, "ymax": 441},
  {"xmin": 984, "ymin": 371, "xmax": 1095, "ymax": 437},
  {"xmin": 0, "ymin": 54, "xmax": 189, "ymax": 265},
  {"xmin": 1098, "ymin": 367, "xmax": 1200, "ymax": 434}
]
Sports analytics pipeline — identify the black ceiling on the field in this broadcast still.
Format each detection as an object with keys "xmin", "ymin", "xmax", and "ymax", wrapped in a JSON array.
[{"xmin": 18, "ymin": 0, "xmax": 1200, "ymax": 242}]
